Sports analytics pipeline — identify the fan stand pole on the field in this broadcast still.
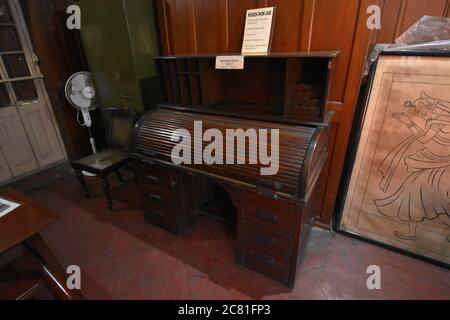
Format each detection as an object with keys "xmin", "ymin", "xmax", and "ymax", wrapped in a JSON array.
[
  {"xmin": 88, "ymin": 127, "xmax": 97, "ymax": 154},
  {"xmin": 82, "ymin": 127, "xmax": 98, "ymax": 177}
]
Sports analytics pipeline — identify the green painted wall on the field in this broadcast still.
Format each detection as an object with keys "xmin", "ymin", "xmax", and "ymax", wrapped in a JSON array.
[{"xmin": 77, "ymin": 0, "xmax": 160, "ymax": 114}]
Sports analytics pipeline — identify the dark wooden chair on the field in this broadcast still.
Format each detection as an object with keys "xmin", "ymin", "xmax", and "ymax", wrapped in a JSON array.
[{"xmin": 71, "ymin": 108, "xmax": 138, "ymax": 210}]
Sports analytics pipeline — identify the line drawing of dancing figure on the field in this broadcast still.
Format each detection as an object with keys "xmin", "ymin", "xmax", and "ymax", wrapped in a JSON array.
[{"xmin": 375, "ymin": 92, "xmax": 450, "ymax": 242}]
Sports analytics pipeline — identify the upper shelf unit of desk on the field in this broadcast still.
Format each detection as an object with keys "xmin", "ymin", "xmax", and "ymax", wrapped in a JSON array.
[{"xmin": 155, "ymin": 52, "xmax": 338, "ymax": 124}]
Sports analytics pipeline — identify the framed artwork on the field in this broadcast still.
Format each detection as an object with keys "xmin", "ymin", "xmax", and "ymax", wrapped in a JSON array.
[{"xmin": 336, "ymin": 50, "xmax": 450, "ymax": 267}]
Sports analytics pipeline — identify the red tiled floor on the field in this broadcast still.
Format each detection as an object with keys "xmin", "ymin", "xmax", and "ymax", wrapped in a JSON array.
[{"xmin": 28, "ymin": 174, "xmax": 450, "ymax": 300}]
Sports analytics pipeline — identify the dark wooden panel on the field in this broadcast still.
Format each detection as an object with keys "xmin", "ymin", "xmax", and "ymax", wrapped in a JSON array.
[
  {"xmin": 306, "ymin": 0, "xmax": 360, "ymax": 103},
  {"xmin": 194, "ymin": 0, "xmax": 228, "ymax": 53},
  {"xmin": 380, "ymin": 0, "xmax": 450, "ymax": 43},
  {"xmin": 397, "ymin": 0, "xmax": 448, "ymax": 35},
  {"xmin": 267, "ymin": 0, "xmax": 304, "ymax": 52},
  {"xmin": 379, "ymin": 0, "xmax": 403, "ymax": 43},
  {"xmin": 159, "ymin": 0, "xmax": 196, "ymax": 54},
  {"xmin": 156, "ymin": 0, "xmax": 171, "ymax": 55}
]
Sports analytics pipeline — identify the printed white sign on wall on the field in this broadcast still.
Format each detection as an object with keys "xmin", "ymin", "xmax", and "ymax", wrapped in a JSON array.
[{"xmin": 241, "ymin": 7, "xmax": 276, "ymax": 56}]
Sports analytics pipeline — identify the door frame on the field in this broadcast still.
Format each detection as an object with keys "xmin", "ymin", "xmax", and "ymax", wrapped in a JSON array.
[{"xmin": 8, "ymin": 0, "xmax": 67, "ymax": 160}]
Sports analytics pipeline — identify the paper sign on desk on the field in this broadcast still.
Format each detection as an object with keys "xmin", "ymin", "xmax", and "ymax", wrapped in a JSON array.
[
  {"xmin": 215, "ymin": 56, "xmax": 245, "ymax": 69},
  {"xmin": 241, "ymin": 7, "xmax": 276, "ymax": 56},
  {"xmin": 0, "ymin": 197, "xmax": 20, "ymax": 219}
]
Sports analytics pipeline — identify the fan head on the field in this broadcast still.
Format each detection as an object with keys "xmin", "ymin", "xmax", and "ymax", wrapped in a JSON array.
[{"xmin": 65, "ymin": 71, "xmax": 99, "ymax": 111}]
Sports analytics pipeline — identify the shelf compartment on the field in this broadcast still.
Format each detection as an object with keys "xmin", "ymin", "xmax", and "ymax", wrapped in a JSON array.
[
  {"xmin": 176, "ymin": 59, "xmax": 191, "ymax": 105},
  {"xmin": 155, "ymin": 53, "xmax": 335, "ymax": 124},
  {"xmin": 285, "ymin": 84, "xmax": 324, "ymax": 121},
  {"xmin": 284, "ymin": 58, "xmax": 330, "ymax": 122},
  {"xmin": 187, "ymin": 59, "xmax": 202, "ymax": 106}
]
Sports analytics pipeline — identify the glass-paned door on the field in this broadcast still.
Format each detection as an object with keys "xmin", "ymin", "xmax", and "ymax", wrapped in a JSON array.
[{"xmin": 0, "ymin": 0, "xmax": 65, "ymax": 183}]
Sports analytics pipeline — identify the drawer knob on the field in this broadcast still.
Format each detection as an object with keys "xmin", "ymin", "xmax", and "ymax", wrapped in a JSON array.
[
  {"xmin": 253, "ymin": 254, "xmax": 275, "ymax": 265},
  {"xmin": 142, "ymin": 159, "xmax": 155, "ymax": 165},
  {"xmin": 151, "ymin": 209, "xmax": 166, "ymax": 217},
  {"xmin": 256, "ymin": 211, "xmax": 277, "ymax": 222},
  {"xmin": 148, "ymin": 193, "xmax": 162, "ymax": 201},
  {"xmin": 145, "ymin": 175, "xmax": 159, "ymax": 183},
  {"xmin": 255, "ymin": 233, "xmax": 277, "ymax": 244}
]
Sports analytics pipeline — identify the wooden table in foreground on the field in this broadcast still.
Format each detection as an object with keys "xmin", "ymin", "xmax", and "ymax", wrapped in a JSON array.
[{"xmin": 0, "ymin": 187, "xmax": 82, "ymax": 300}]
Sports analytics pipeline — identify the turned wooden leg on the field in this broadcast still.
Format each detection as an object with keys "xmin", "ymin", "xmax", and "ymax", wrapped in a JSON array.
[
  {"xmin": 25, "ymin": 234, "xmax": 83, "ymax": 300},
  {"xmin": 75, "ymin": 170, "xmax": 90, "ymax": 198},
  {"xmin": 115, "ymin": 170, "xmax": 124, "ymax": 183},
  {"xmin": 101, "ymin": 176, "xmax": 113, "ymax": 210}
]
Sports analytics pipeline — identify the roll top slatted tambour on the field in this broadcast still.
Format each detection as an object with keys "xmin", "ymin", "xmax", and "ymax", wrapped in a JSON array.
[{"xmin": 133, "ymin": 108, "xmax": 317, "ymax": 198}]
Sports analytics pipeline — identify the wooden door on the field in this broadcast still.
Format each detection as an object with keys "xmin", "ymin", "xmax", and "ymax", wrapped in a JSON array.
[
  {"xmin": 0, "ymin": 0, "xmax": 65, "ymax": 184},
  {"xmin": 0, "ymin": 106, "xmax": 39, "ymax": 176},
  {"xmin": 0, "ymin": 146, "xmax": 12, "ymax": 182},
  {"xmin": 17, "ymin": 101, "xmax": 65, "ymax": 167}
]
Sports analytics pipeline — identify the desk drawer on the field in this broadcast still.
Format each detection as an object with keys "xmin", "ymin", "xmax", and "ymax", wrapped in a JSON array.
[
  {"xmin": 241, "ymin": 220, "xmax": 292, "ymax": 260},
  {"xmin": 242, "ymin": 249, "xmax": 291, "ymax": 284},
  {"xmin": 140, "ymin": 184, "xmax": 173, "ymax": 205},
  {"xmin": 141, "ymin": 186, "xmax": 176, "ymax": 231},
  {"xmin": 135, "ymin": 161, "xmax": 175, "ymax": 188},
  {"xmin": 144, "ymin": 206, "xmax": 176, "ymax": 231},
  {"xmin": 242, "ymin": 192, "xmax": 297, "ymax": 234}
]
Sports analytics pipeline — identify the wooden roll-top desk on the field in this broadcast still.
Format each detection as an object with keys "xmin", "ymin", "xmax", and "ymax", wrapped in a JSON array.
[{"xmin": 132, "ymin": 52, "xmax": 338, "ymax": 287}]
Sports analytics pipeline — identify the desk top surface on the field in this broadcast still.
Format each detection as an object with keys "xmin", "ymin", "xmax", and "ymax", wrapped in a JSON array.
[{"xmin": 0, "ymin": 188, "xmax": 59, "ymax": 254}]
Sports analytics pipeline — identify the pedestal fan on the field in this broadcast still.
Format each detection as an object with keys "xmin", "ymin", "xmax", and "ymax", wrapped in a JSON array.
[
  {"xmin": 65, "ymin": 71, "xmax": 99, "ymax": 153},
  {"xmin": 65, "ymin": 71, "xmax": 99, "ymax": 175}
]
